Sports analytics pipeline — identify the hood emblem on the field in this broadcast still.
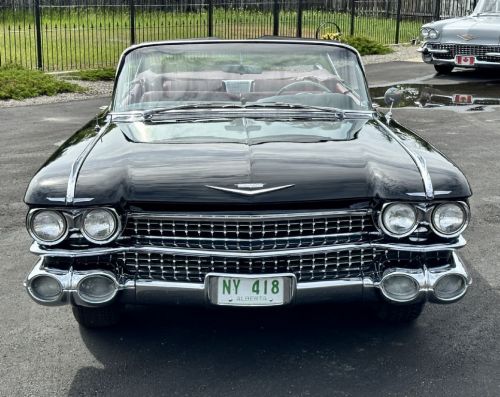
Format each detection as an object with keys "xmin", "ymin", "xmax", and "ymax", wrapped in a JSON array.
[
  {"xmin": 457, "ymin": 34, "xmax": 476, "ymax": 41},
  {"xmin": 206, "ymin": 183, "xmax": 294, "ymax": 196}
]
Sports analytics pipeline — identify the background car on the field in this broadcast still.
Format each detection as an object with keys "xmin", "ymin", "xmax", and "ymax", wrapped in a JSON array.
[{"xmin": 419, "ymin": 0, "xmax": 500, "ymax": 74}]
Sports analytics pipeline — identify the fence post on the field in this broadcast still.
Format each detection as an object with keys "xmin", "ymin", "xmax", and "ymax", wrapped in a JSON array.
[
  {"xmin": 208, "ymin": 0, "xmax": 214, "ymax": 37},
  {"xmin": 434, "ymin": 0, "xmax": 441, "ymax": 20},
  {"xmin": 395, "ymin": 0, "xmax": 402, "ymax": 44},
  {"xmin": 130, "ymin": 0, "xmax": 136, "ymax": 45},
  {"xmin": 273, "ymin": 0, "xmax": 280, "ymax": 36},
  {"xmin": 34, "ymin": 0, "xmax": 43, "ymax": 70},
  {"xmin": 349, "ymin": 0, "xmax": 355, "ymax": 36},
  {"xmin": 296, "ymin": 0, "xmax": 303, "ymax": 37}
]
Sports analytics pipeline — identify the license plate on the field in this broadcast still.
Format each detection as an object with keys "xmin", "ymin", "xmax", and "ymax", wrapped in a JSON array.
[
  {"xmin": 453, "ymin": 94, "xmax": 474, "ymax": 105},
  {"xmin": 207, "ymin": 274, "xmax": 294, "ymax": 306},
  {"xmin": 455, "ymin": 55, "xmax": 475, "ymax": 66}
]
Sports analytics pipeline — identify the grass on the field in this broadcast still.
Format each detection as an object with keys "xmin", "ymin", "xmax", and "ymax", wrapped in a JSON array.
[
  {"xmin": 0, "ymin": 64, "xmax": 82, "ymax": 100},
  {"xmin": 0, "ymin": 8, "xmax": 422, "ymax": 71}
]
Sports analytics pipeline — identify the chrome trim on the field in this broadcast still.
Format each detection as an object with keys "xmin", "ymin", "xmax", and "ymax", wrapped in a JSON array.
[
  {"xmin": 24, "ymin": 259, "xmax": 71, "ymax": 306},
  {"xmin": 25, "ymin": 251, "xmax": 470, "ymax": 307},
  {"xmin": 378, "ymin": 203, "xmax": 419, "ymax": 238},
  {"xmin": 129, "ymin": 231, "xmax": 381, "ymax": 243},
  {"xmin": 375, "ymin": 119, "xmax": 434, "ymax": 200},
  {"xmin": 127, "ymin": 209, "xmax": 371, "ymax": 221},
  {"xmin": 66, "ymin": 121, "xmax": 110, "ymax": 205},
  {"xmin": 485, "ymin": 52, "xmax": 500, "ymax": 57},
  {"xmin": 205, "ymin": 184, "xmax": 295, "ymax": 196},
  {"xmin": 430, "ymin": 202, "xmax": 470, "ymax": 239},
  {"xmin": 80, "ymin": 208, "xmax": 122, "ymax": 245},
  {"xmin": 431, "ymin": 58, "xmax": 500, "ymax": 67},
  {"xmin": 30, "ymin": 236, "xmax": 467, "ymax": 257},
  {"xmin": 27, "ymin": 209, "xmax": 69, "ymax": 247},
  {"xmin": 428, "ymin": 49, "xmax": 450, "ymax": 54}
]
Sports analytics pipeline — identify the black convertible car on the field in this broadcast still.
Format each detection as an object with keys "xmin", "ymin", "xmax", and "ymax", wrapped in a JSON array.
[{"xmin": 24, "ymin": 39, "xmax": 472, "ymax": 328}]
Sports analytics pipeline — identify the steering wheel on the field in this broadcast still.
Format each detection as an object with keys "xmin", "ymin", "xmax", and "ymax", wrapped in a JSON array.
[{"xmin": 277, "ymin": 80, "xmax": 332, "ymax": 96}]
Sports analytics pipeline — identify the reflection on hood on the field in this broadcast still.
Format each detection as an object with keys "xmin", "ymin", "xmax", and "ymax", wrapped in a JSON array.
[{"xmin": 119, "ymin": 118, "xmax": 367, "ymax": 145}]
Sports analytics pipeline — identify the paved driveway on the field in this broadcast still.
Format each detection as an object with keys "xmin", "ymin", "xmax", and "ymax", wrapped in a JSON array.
[{"xmin": 0, "ymin": 63, "xmax": 499, "ymax": 397}]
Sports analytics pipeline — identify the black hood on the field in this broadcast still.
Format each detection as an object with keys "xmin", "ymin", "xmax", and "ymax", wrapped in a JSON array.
[{"xmin": 25, "ymin": 117, "xmax": 471, "ymax": 207}]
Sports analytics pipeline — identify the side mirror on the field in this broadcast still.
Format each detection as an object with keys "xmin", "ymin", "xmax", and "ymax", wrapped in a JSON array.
[{"xmin": 384, "ymin": 87, "xmax": 403, "ymax": 107}]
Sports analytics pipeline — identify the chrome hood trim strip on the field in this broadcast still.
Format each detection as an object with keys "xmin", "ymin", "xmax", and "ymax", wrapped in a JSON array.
[
  {"xmin": 66, "ymin": 122, "xmax": 110, "ymax": 205},
  {"xmin": 31, "ymin": 236, "xmax": 466, "ymax": 258},
  {"xmin": 376, "ymin": 119, "xmax": 434, "ymax": 200}
]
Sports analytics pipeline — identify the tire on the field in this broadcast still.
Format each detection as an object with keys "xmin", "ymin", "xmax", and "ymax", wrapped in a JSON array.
[
  {"xmin": 375, "ymin": 301, "xmax": 425, "ymax": 323},
  {"xmin": 72, "ymin": 304, "xmax": 121, "ymax": 328},
  {"xmin": 434, "ymin": 64, "xmax": 454, "ymax": 74}
]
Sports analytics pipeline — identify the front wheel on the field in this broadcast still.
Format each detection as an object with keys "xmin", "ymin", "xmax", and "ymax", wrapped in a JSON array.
[
  {"xmin": 434, "ymin": 64, "xmax": 454, "ymax": 74},
  {"xmin": 72, "ymin": 304, "xmax": 121, "ymax": 328},
  {"xmin": 374, "ymin": 301, "xmax": 425, "ymax": 323}
]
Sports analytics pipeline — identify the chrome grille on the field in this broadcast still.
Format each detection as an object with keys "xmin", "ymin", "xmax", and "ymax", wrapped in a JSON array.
[
  {"xmin": 123, "ymin": 212, "xmax": 378, "ymax": 251},
  {"xmin": 430, "ymin": 43, "xmax": 500, "ymax": 63},
  {"xmin": 119, "ymin": 249, "xmax": 378, "ymax": 282}
]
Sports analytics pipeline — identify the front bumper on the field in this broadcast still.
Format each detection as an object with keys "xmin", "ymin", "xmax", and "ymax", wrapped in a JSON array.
[
  {"xmin": 418, "ymin": 43, "xmax": 500, "ymax": 68},
  {"xmin": 25, "ymin": 242, "xmax": 471, "ymax": 308}
]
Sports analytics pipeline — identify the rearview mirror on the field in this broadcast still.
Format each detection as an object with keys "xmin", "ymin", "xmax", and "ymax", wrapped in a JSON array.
[{"xmin": 384, "ymin": 87, "xmax": 403, "ymax": 107}]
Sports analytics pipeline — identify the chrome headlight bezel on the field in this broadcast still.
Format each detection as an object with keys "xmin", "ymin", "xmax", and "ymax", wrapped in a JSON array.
[
  {"xmin": 27, "ymin": 209, "xmax": 69, "ymax": 246},
  {"xmin": 81, "ymin": 208, "xmax": 121, "ymax": 245},
  {"xmin": 431, "ymin": 202, "xmax": 470, "ymax": 238},
  {"xmin": 379, "ymin": 203, "xmax": 419, "ymax": 238},
  {"xmin": 421, "ymin": 27, "xmax": 430, "ymax": 39}
]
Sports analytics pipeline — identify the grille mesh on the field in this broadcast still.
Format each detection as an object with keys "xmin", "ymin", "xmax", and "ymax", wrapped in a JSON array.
[
  {"xmin": 123, "ymin": 212, "xmax": 378, "ymax": 251},
  {"xmin": 430, "ymin": 43, "xmax": 500, "ymax": 63},
  {"xmin": 119, "ymin": 249, "xmax": 378, "ymax": 282}
]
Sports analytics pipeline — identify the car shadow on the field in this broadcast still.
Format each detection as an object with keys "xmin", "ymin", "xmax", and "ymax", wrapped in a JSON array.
[{"xmin": 65, "ymin": 301, "xmax": 453, "ymax": 396}]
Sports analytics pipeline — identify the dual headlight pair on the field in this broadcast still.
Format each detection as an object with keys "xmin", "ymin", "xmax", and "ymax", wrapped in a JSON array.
[
  {"xmin": 28, "ymin": 208, "xmax": 120, "ymax": 246},
  {"xmin": 421, "ymin": 27, "xmax": 439, "ymax": 40},
  {"xmin": 380, "ymin": 202, "xmax": 469, "ymax": 238}
]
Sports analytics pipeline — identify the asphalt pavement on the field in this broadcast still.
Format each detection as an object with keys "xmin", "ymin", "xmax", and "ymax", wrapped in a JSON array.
[{"xmin": 0, "ymin": 62, "xmax": 499, "ymax": 397}]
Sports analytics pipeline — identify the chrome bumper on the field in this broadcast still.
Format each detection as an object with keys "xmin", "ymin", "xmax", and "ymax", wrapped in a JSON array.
[
  {"xmin": 25, "ymin": 250, "xmax": 471, "ymax": 308},
  {"xmin": 419, "ymin": 43, "xmax": 500, "ymax": 68}
]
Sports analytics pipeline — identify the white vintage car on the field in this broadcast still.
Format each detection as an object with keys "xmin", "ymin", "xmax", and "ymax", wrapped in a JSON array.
[{"xmin": 419, "ymin": 0, "xmax": 500, "ymax": 74}]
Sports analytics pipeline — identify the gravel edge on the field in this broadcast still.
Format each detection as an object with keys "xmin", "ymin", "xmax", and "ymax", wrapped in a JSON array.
[{"xmin": 0, "ymin": 45, "xmax": 421, "ymax": 108}]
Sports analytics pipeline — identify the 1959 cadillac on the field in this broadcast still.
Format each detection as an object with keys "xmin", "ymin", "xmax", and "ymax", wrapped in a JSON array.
[
  {"xmin": 419, "ymin": 0, "xmax": 500, "ymax": 74},
  {"xmin": 24, "ymin": 38, "xmax": 472, "ymax": 328}
]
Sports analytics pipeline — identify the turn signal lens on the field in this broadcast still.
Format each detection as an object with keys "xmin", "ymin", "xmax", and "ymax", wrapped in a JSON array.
[
  {"xmin": 434, "ymin": 274, "xmax": 466, "ymax": 301},
  {"xmin": 30, "ymin": 276, "xmax": 62, "ymax": 301},
  {"xmin": 381, "ymin": 274, "xmax": 420, "ymax": 302}
]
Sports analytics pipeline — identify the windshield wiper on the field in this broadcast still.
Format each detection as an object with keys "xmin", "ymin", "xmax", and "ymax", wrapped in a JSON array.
[{"xmin": 142, "ymin": 102, "xmax": 350, "ymax": 120}]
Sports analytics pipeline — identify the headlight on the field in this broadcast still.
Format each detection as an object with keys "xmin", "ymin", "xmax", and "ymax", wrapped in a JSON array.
[
  {"xmin": 29, "ymin": 210, "xmax": 67, "ymax": 245},
  {"xmin": 431, "ymin": 202, "xmax": 468, "ymax": 237},
  {"xmin": 81, "ymin": 208, "xmax": 119, "ymax": 244},
  {"xmin": 421, "ymin": 28, "xmax": 430, "ymax": 38},
  {"xmin": 428, "ymin": 29, "xmax": 439, "ymax": 39},
  {"xmin": 380, "ymin": 203, "xmax": 418, "ymax": 237}
]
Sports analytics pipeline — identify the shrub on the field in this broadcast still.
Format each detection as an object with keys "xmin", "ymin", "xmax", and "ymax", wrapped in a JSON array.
[
  {"xmin": 0, "ymin": 64, "xmax": 82, "ymax": 100},
  {"xmin": 322, "ymin": 33, "xmax": 393, "ymax": 56},
  {"xmin": 73, "ymin": 68, "xmax": 116, "ymax": 81}
]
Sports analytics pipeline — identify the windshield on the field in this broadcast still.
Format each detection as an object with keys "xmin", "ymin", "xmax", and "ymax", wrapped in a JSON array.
[
  {"xmin": 475, "ymin": 0, "xmax": 500, "ymax": 14},
  {"xmin": 113, "ymin": 42, "xmax": 371, "ymax": 113}
]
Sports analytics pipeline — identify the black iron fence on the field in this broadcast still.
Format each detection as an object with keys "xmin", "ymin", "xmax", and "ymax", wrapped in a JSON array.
[{"xmin": 0, "ymin": 0, "xmax": 477, "ymax": 71}]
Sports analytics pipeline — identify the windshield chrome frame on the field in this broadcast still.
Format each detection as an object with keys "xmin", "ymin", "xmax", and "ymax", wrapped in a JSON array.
[{"xmin": 111, "ymin": 38, "xmax": 373, "ymax": 113}]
